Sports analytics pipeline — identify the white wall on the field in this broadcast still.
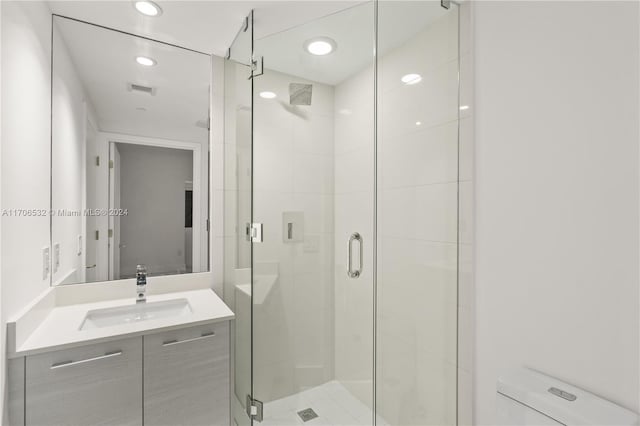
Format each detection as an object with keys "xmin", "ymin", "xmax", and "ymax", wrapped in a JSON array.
[
  {"xmin": 474, "ymin": 1, "xmax": 640, "ymax": 423},
  {"xmin": 211, "ymin": 54, "xmax": 226, "ymax": 298},
  {"xmin": 117, "ymin": 143, "xmax": 193, "ymax": 277},
  {"xmin": 117, "ymin": 143, "xmax": 193, "ymax": 276},
  {"xmin": 51, "ymin": 21, "xmax": 96, "ymax": 286},
  {"xmin": 0, "ymin": 0, "xmax": 52, "ymax": 417}
]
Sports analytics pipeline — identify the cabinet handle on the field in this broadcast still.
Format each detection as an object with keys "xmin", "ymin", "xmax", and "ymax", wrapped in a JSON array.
[
  {"xmin": 50, "ymin": 350, "xmax": 122, "ymax": 369},
  {"xmin": 162, "ymin": 331, "xmax": 215, "ymax": 347}
]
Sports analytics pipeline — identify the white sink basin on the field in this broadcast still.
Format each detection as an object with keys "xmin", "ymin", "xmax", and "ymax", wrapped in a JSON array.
[{"xmin": 80, "ymin": 299, "xmax": 192, "ymax": 330}]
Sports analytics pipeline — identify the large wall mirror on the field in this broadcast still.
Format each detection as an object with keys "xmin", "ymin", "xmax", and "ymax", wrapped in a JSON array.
[{"xmin": 51, "ymin": 15, "xmax": 211, "ymax": 285}]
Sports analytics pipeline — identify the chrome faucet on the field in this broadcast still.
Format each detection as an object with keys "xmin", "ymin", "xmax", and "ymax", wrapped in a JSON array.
[{"xmin": 136, "ymin": 264, "xmax": 147, "ymax": 303}]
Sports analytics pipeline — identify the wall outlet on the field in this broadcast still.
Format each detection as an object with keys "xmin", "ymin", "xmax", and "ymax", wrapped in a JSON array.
[
  {"xmin": 53, "ymin": 242, "xmax": 60, "ymax": 273},
  {"xmin": 42, "ymin": 247, "xmax": 50, "ymax": 280}
]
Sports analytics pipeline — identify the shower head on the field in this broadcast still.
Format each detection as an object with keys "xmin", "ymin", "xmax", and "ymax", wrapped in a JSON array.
[{"xmin": 289, "ymin": 83, "xmax": 313, "ymax": 106}]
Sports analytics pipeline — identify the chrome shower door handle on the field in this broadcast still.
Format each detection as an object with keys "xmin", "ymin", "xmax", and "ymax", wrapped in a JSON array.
[{"xmin": 347, "ymin": 232, "xmax": 363, "ymax": 278}]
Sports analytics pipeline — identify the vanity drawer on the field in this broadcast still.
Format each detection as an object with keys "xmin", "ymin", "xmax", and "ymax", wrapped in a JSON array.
[
  {"xmin": 143, "ymin": 322, "xmax": 230, "ymax": 426},
  {"xmin": 25, "ymin": 337, "xmax": 143, "ymax": 426}
]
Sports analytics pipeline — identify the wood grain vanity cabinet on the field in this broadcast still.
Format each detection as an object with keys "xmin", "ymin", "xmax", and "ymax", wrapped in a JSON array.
[
  {"xmin": 15, "ymin": 321, "xmax": 231, "ymax": 426},
  {"xmin": 143, "ymin": 322, "xmax": 230, "ymax": 426},
  {"xmin": 25, "ymin": 337, "xmax": 143, "ymax": 426}
]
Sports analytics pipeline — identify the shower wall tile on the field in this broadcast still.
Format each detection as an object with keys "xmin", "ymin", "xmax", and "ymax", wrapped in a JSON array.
[
  {"xmin": 457, "ymin": 2, "xmax": 474, "ymax": 424},
  {"xmin": 458, "ymin": 305, "xmax": 474, "ymax": 373},
  {"xmin": 334, "ymin": 147, "xmax": 375, "ymax": 194},
  {"xmin": 332, "ymin": 22, "xmax": 378, "ymax": 409},
  {"xmin": 378, "ymin": 183, "xmax": 458, "ymax": 243},
  {"xmin": 459, "ymin": 117, "xmax": 474, "ymax": 182},
  {"xmin": 378, "ymin": 3, "xmax": 458, "ymax": 94},
  {"xmin": 458, "ymin": 367, "xmax": 474, "ymax": 425},
  {"xmin": 255, "ymin": 106, "xmax": 294, "ymax": 153},
  {"xmin": 222, "ymin": 235, "xmax": 238, "ymax": 307},
  {"xmin": 291, "ymin": 193, "xmax": 334, "ymax": 234},
  {"xmin": 212, "ymin": 142, "xmax": 225, "ymax": 191},
  {"xmin": 253, "ymin": 145, "xmax": 295, "ymax": 193},
  {"xmin": 223, "ymin": 190, "xmax": 238, "ymax": 237},
  {"xmin": 458, "ymin": 244, "xmax": 474, "ymax": 309},
  {"xmin": 379, "ymin": 59, "xmax": 459, "ymax": 139},
  {"xmin": 293, "ymin": 153, "xmax": 334, "ymax": 194},
  {"xmin": 459, "ymin": 51, "xmax": 474, "ymax": 120},
  {"xmin": 212, "ymin": 189, "xmax": 224, "ymax": 238},
  {"xmin": 380, "ymin": 120, "xmax": 458, "ymax": 189},
  {"xmin": 414, "ymin": 183, "xmax": 459, "ymax": 243},
  {"xmin": 251, "ymin": 68, "xmax": 336, "ymax": 402},
  {"xmin": 222, "ymin": 140, "xmax": 238, "ymax": 188},
  {"xmin": 293, "ymin": 114, "xmax": 335, "ymax": 157},
  {"xmin": 334, "ymin": 71, "xmax": 375, "ymax": 157},
  {"xmin": 459, "ymin": 181, "xmax": 474, "ymax": 245}
]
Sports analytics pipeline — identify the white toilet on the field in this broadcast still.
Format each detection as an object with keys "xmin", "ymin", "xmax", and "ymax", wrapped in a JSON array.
[{"xmin": 497, "ymin": 367, "xmax": 639, "ymax": 425}]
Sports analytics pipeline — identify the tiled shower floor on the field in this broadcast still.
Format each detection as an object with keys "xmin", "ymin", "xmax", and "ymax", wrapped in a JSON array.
[{"xmin": 260, "ymin": 381, "xmax": 390, "ymax": 426}]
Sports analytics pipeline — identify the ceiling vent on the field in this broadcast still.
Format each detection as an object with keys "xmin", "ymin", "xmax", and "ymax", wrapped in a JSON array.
[{"xmin": 127, "ymin": 83, "xmax": 157, "ymax": 96}]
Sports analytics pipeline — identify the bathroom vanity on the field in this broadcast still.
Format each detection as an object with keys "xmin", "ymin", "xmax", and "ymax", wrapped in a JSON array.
[
  {"xmin": 3, "ymin": 8, "xmax": 235, "ymax": 426},
  {"xmin": 6, "ymin": 278, "xmax": 234, "ymax": 426}
]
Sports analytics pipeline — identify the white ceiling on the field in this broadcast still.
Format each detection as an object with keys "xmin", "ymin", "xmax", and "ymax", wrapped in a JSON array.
[
  {"xmin": 50, "ymin": 0, "xmax": 450, "ymax": 140},
  {"xmin": 55, "ymin": 15, "xmax": 211, "ymax": 142},
  {"xmin": 48, "ymin": 1, "xmax": 364, "ymax": 57},
  {"xmin": 256, "ymin": 1, "xmax": 449, "ymax": 85},
  {"xmin": 50, "ymin": 1, "xmax": 367, "ymax": 141},
  {"xmin": 47, "ymin": 1, "xmax": 446, "ymax": 84}
]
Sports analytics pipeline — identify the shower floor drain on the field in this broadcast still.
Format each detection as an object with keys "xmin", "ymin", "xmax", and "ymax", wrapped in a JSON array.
[{"xmin": 297, "ymin": 408, "xmax": 319, "ymax": 422}]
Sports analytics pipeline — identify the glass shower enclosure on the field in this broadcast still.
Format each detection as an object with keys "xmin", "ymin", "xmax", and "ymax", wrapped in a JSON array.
[{"xmin": 224, "ymin": 1, "xmax": 460, "ymax": 424}]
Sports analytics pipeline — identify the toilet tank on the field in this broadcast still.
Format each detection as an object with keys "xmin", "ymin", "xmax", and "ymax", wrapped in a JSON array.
[{"xmin": 497, "ymin": 367, "xmax": 639, "ymax": 425}]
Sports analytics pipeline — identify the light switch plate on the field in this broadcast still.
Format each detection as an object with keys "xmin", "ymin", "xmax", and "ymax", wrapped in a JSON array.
[
  {"xmin": 53, "ymin": 243, "xmax": 60, "ymax": 273},
  {"xmin": 77, "ymin": 234, "xmax": 82, "ymax": 256},
  {"xmin": 42, "ymin": 247, "xmax": 50, "ymax": 280}
]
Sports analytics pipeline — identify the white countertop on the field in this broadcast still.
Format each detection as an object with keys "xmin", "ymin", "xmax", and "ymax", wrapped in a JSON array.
[{"xmin": 10, "ymin": 288, "xmax": 234, "ymax": 357}]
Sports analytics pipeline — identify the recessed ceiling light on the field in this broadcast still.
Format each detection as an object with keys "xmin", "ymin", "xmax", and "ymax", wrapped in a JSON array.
[
  {"xmin": 134, "ymin": 1, "xmax": 162, "ymax": 17},
  {"xmin": 304, "ymin": 37, "xmax": 337, "ymax": 56},
  {"xmin": 338, "ymin": 108, "xmax": 352, "ymax": 115},
  {"xmin": 135, "ymin": 56, "xmax": 156, "ymax": 66},
  {"xmin": 401, "ymin": 73, "xmax": 422, "ymax": 85},
  {"xmin": 415, "ymin": 121, "xmax": 422, "ymax": 126},
  {"xmin": 460, "ymin": 105, "xmax": 470, "ymax": 111},
  {"xmin": 259, "ymin": 91, "xmax": 276, "ymax": 99}
]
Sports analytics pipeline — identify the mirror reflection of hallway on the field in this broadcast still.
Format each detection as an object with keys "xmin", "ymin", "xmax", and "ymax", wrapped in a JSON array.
[
  {"xmin": 109, "ymin": 142, "xmax": 194, "ymax": 279},
  {"xmin": 51, "ymin": 15, "xmax": 211, "ymax": 286}
]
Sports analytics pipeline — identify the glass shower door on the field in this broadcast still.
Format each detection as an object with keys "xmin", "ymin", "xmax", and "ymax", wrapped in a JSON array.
[
  {"xmin": 250, "ymin": 2, "xmax": 377, "ymax": 425},
  {"xmin": 242, "ymin": 1, "xmax": 461, "ymax": 424},
  {"xmin": 376, "ymin": 2, "xmax": 460, "ymax": 425},
  {"xmin": 223, "ymin": 12, "xmax": 253, "ymax": 426}
]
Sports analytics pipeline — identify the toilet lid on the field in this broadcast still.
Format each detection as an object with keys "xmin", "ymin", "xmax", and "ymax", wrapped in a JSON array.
[{"xmin": 497, "ymin": 367, "xmax": 639, "ymax": 425}]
